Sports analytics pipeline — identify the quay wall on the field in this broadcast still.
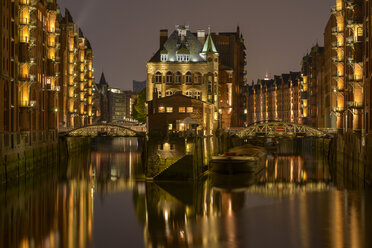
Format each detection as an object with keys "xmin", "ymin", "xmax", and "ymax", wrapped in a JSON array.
[
  {"xmin": 329, "ymin": 132, "xmax": 372, "ymax": 185},
  {"xmin": 0, "ymin": 131, "xmax": 90, "ymax": 184}
]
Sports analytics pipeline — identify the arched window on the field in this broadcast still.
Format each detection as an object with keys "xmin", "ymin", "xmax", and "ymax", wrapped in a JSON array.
[
  {"xmin": 185, "ymin": 90, "xmax": 201, "ymax": 100},
  {"xmin": 185, "ymin": 72, "xmax": 192, "ymax": 84},
  {"xmin": 166, "ymin": 72, "xmax": 173, "ymax": 84},
  {"xmin": 166, "ymin": 90, "xmax": 175, "ymax": 96},
  {"xmin": 155, "ymin": 72, "xmax": 162, "ymax": 83},
  {"xmin": 194, "ymin": 73, "xmax": 202, "ymax": 85},
  {"xmin": 175, "ymin": 72, "xmax": 182, "ymax": 84}
]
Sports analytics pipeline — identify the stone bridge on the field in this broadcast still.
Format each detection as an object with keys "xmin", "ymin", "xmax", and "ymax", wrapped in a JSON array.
[{"xmin": 64, "ymin": 124, "xmax": 145, "ymax": 137}]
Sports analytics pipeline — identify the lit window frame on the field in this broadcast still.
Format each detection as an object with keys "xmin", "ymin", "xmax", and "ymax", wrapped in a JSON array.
[
  {"xmin": 158, "ymin": 107, "xmax": 165, "ymax": 113},
  {"xmin": 166, "ymin": 107, "xmax": 173, "ymax": 113}
]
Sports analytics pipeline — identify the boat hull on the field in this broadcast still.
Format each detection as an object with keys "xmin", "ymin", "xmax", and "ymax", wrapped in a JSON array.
[{"xmin": 210, "ymin": 158, "xmax": 262, "ymax": 174}]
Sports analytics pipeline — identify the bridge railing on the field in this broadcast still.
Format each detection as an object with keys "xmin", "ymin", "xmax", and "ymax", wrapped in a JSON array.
[{"xmin": 229, "ymin": 121, "xmax": 329, "ymax": 138}]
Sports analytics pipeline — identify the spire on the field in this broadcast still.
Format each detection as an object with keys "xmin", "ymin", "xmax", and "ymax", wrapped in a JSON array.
[
  {"xmin": 202, "ymin": 26, "xmax": 218, "ymax": 54},
  {"xmin": 99, "ymin": 72, "xmax": 108, "ymax": 85}
]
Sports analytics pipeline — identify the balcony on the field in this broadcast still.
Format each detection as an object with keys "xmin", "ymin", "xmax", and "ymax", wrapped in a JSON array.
[
  {"xmin": 333, "ymin": 107, "xmax": 344, "ymax": 113},
  {"xmin": 47, "ymin": 42, "xmax": 56, "ymax": 48},
  {"xmin": 347, "ymin": 101, "xmax": 363, "ymax": 109},
  {"xmin": 332, "ymin": 74, "xmax": 344, "ymax": 80},
  {"xmin": 332, "ymin": 57, "xmax": 344, "ymax": 63},
  {"xmin": 19, "ymin": 18, "xmax": 30, "ymax": 25},
  {"xmin": 19, "ymin": 0, "xmax": 31, "ymax": 7}
]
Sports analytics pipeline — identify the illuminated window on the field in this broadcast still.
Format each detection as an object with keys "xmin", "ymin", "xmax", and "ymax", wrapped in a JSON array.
[
  {"xmin": 175, "ymin": 72, "xmax": 182, "ymax": 84},
  {"xmin": 179, "ymin": 107, "xmax": 186, "ymax": 113},
  {"xmin": 161, "ymin": 54, "xmax": 168, "ymax": 62},
  {"xmin": 185, "ymin": 72, "xmax": 192, "ymax": 84},
  {"xmin": 155, "ymin": 72, "xmax": 162, "ymax": 83},
  {"xmin": 168, "ymin": 124, "xmax": 173, "ymax": 130},
  {"xmin": 195, "ymin": 91, "xmax": 201, "ymax": 100},
  {"xmin": 187, "ymin": 107, "xmax": 193, "ymax": 113},
  {"xmin": 166, "ymin": 107, "xmax": 173, "ymax": 113},
  {"xmin": 166, "ymin": 72, "xmax": 173, "ymax": 84},
  {"xmin": 186, "ymin": 90, "xmax": 201, "ymax": 100},
  {"xmin": 166, "ymin": 90, "xmax": 174, "ymax": 96},
  {"xmin": 177, "ymin": 55, "xmax": 189, "ymax": 62},
  {"xmin": 158, "ymin": 107, "xmax": 165, "ymax": 113}
]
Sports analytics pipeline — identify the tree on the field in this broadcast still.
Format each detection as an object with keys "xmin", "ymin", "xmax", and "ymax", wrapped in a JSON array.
[{"xmin": 132, "ymin": 88, "xmax": 147, "ymax": 123}]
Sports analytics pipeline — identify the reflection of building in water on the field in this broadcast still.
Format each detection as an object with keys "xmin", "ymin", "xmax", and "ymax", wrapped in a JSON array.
[
  {"xmin": 144, "ymin": 137, "xmax": 218, "ymax": 178},
  {"xmin": 262, "ymin": 156, "xmax": 331, "ymax": 183},
  {"xmin": 91, "ymin": 137, "xmax": 142, "ymax": 192},
  {"xmin": 133, "ymin": 177, "xmax": 252, "ymax": 248},
  {"xmin": 0, "ymin": 152, "xmax": 94, "ymax": 248},
  {"xmin": 134, "ymin": 154, "xmax": 370, "ymax": 248},
  {"xmin": 252, "ymin": 156, "xmax": 331, "ymax": 197}
]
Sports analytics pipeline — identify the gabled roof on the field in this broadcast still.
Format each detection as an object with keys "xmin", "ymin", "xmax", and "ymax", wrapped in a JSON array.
[{"xmin": 149, "ymin": 26, "xmax": 218, "ymax": 63}]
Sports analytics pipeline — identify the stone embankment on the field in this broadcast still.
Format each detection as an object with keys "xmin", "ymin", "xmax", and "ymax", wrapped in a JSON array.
[
  {"xmin": 329, "ymin": 132, "xmax": 371, "ymax": 185},
  {"xmin": 0, "ymin": 134, "xmax": 90, "ymax": 184}
]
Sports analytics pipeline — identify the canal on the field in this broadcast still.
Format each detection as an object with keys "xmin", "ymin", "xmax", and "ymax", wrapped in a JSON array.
[{"xmin": 1, "ymin": 137, "xmax": 371, "ymax": 248}]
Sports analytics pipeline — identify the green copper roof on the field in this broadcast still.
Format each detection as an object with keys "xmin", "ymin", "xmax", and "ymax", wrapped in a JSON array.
[{"xmin": 202, "ymin": 29, "xmax": 218, "ymax": 54}]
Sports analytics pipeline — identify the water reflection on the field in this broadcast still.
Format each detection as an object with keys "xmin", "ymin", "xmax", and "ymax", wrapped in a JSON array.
[
  {"xmin": 134, "ymin": 153, "xmax": 371, "ymax": 248},
  {"xmin": 0, "ymin": 148, "xmax": 93, "ymax": 248},
  {"xmin": 92, "ymin": 137, "xmax": 142, "ymax": 193},
  {"xmin": 0, "ymin": 137, "xmax": 371, "ymax": 248}
]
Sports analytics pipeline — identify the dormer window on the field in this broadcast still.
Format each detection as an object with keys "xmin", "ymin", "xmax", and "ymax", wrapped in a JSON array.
[
  {"xmin": 177, "ymin": 54, "xmax": 189, "ymax": 62},
  {"xmin": 161, "ymin": 54, "xmax": 168, "ymax": 62}
]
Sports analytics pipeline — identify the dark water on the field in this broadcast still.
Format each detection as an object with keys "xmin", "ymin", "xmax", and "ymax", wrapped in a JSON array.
[{"xmin": 1, "ymin": 137, "xmax": 371, "ymax": 248}]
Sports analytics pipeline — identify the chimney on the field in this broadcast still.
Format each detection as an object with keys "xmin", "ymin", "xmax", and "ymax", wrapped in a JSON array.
[
  {"xmin": 197, "ymin": 29, "xmax": 205, "ymax": 44},
  {"xmin": 160, "ymin": 29, "xmax": 168, "ymax": 48}
]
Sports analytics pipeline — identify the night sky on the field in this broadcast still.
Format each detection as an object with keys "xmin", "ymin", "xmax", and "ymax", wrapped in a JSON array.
[{"xmin": 58, "ymin": 0, "xmax": 334, "ymax": 90}]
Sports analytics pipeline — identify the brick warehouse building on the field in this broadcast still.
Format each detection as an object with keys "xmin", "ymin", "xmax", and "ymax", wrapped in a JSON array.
[
  {"xmin": 212, "ymin": 27, "xmax": 247, "ymax": 128},
  {"xmin": 245, "ymin": 72, "xmax": 302, "ymax": 125},
  {"xmin": 0, "ymin": 1, "xmax": 94, "ymax": 163}
]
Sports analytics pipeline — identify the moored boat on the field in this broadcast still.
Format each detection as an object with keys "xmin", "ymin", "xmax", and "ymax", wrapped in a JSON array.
[{"xmin": 210, "ymin": 144, "xmax": 267, "ymax": 174}]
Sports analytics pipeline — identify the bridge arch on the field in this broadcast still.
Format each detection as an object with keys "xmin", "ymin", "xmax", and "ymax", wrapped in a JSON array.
[
  {"xmin": 66, "ymin": 124, "xmax": 143, "ymax": 137},
  {"xmin": 236, "ymin": 121, "xmax": 329, "ymax": 138}
]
